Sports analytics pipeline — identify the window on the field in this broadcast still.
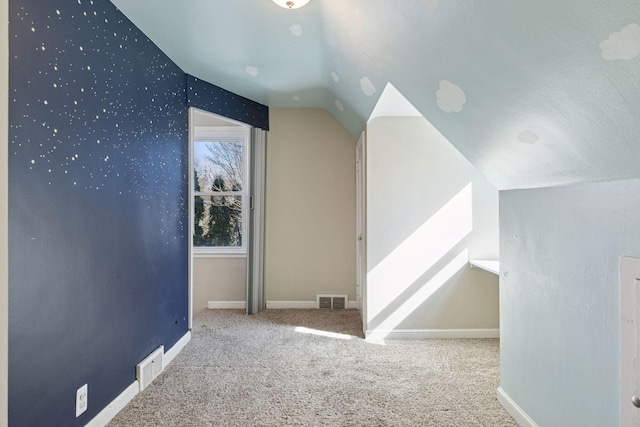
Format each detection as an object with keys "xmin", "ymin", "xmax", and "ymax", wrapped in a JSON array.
[{"xmin": 192, "ymin": 126, "xmax": 249, "ymax": 255}]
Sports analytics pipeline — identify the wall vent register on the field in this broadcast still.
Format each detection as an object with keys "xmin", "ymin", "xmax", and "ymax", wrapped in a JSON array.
[
  {"xmin": 316, "ymin": 294, "xmax": 348, "ymax": 309},
  {"xmin": 137, "ymin": 346, "xmax": 164, "ymax": 392}
]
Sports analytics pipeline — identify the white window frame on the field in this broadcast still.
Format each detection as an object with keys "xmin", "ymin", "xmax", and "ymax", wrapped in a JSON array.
[{"xmin": 190, "ymin": 125, "xmax": 250, "ymax": 258}]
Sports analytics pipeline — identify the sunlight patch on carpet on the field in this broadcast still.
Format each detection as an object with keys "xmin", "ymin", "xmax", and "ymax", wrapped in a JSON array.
[{"xmin": 294, "ymin": 326, "xmax": 353, "ymax": 340}]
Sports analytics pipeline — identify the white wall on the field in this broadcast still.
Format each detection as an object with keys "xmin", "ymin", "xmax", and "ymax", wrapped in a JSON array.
[
  {"xmin": 365, "ymin": 116, "xmax": 499, "ymax": 335},
  {"xmin": 1, "ymin": 0, "xmax": 8, "ymax": 421},
  {"xmin": 265, "ymin": 108, "xmax": 356, "ymax": 303},
  {"xmin": 500, "ymin": 177, "xmax": 640, "ymax": 426}
]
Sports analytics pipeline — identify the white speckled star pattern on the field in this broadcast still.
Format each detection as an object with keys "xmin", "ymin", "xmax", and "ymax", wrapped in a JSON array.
[
  {"xmin": 10, "ymin": 0, "xmax": 187, "ymax": 245},
  {"xmin": 7, "ymin": 1, "xmax": 268, "ymax": 425}
]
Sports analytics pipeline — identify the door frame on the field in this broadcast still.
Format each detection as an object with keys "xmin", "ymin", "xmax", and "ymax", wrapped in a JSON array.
[
  {"xmin": 246, "ymin": 128, "xmax": 267, "ymax": 315},
  {"xmin": 621, "ymin": 255, "xmax": 640, "ymax": 426},
  {"xmin": 356, "ymin": 131, "xmax": 367, "ymax": 333}
]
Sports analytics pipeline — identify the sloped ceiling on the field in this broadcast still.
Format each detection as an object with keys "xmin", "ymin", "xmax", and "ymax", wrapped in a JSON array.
[{"xmin": 110, "ymin": 0, "xmax": 640, "ymax": 190}]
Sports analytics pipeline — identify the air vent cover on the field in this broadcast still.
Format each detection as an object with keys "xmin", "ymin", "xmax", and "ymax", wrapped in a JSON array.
[
  {"xmin": 137, "ymin": 346, "xmax": 164, "ymax": 392},
  {"xmin": 316, "ymin": 294, "xmax": 349, "ymax": 309},
  {"xmin": 319, "ymin": 297, "xmax": 332, "ymax": 309},
  {"xmin": 332, "ymin": 297, "xmax": 345, "ymax": 309}
]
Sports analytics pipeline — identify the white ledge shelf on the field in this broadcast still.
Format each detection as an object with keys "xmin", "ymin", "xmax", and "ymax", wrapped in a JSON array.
[{"xmin": 469, "ymin": 259, "xmax": 500, "ymax": 275}]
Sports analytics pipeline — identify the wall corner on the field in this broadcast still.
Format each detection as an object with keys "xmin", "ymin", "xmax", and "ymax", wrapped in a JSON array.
[{"xmin": 1, "ymin": 0, "xmax": 9, "ymax": 423}]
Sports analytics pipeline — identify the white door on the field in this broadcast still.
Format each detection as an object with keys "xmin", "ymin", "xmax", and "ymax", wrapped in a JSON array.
[
  {"xmin": 621, "ymin": 256, "xmax": 640, "ymax": 426},
  {"xmin": 355, "ymin": 132, "xmax": 366, "ymax": 331}
]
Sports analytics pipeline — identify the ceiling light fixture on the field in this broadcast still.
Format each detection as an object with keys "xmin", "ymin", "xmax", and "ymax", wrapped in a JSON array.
[{"xmin": 272, "ymin": 0, "xmax": 310, "ymax": 9}]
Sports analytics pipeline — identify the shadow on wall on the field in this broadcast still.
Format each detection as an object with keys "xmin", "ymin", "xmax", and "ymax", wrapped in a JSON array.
[{"xmin": 367, "ymin": 183, "xmax": 473, "ymax": 338}]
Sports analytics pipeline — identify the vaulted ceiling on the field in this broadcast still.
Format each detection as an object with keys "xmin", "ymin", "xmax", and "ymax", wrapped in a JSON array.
[{"xmin": 110, "ymin": 0, "xmax": 640, "ymax": 190}]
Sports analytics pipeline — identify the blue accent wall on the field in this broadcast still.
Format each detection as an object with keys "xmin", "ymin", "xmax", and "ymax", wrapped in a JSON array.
[
  {"xmin": 9, "ymin": 1, "xmax": 197, "ymax": 425},
  {"xmin": 187, "ymin": 75, "xmax": 269, "ymax": 130}
]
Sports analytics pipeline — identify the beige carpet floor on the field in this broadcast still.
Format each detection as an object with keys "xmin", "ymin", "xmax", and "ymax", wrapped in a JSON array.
[{"xmin": 109, "ymin": 309, "xmax": 517, "ymax": 427}]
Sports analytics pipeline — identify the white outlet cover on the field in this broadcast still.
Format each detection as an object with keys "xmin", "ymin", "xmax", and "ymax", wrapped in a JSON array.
[{"xmin": 76, "ymin": 383, "xmax": 88, "ymax": 417}]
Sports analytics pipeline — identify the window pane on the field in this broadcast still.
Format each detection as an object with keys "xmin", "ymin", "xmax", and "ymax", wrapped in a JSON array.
[
  {"xmin": 194, "ymin": 140, "xmax": 243, "ymax": 192},
  {"xmin": 193, "ymin": 196, "xmax": 242, "ymax": 247}
]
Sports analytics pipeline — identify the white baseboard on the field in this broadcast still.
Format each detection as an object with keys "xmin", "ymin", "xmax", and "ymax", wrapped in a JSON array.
[
  {"xmin": 267, "ymin": 301, "xmax": 317, "ymax": 309},
  {"xmin": 85, "ymin": 330, "xmax": 191, "ymax": 427},
  {"xmin": 207, "ymin": 301, "xmax": 246, "ymax": 309},
  {"xmin": 85, "ymin": 379, "xmax": 138, "ymax": 427},
  {"xmin": 266, "ymin": 300, "xmax": 360, "ymax": 309},
  {"xmin": 497, "ymin": 387, "xmax": 539, "ymax": 427},
  {"xmin": 365, "ymin": 328, "xmax": 500, "ymax": 340},
  {"xmin": 163, "ymin": 331, "xmax": 191, "ymax": 369}
]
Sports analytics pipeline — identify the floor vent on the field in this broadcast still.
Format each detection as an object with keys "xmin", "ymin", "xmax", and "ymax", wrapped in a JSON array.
[
  {"xmin": 137, "ymin": 346, "xmax": 164, "ymax": 392},
  {"xmin": 316, "ymin": 294, "xmax": 348, "ymax": 309}
]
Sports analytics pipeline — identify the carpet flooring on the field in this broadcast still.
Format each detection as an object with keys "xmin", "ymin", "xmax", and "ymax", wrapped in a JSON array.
[{"xmin": 109, "ymin": 309, "xmax": 517, "ymax": 426}]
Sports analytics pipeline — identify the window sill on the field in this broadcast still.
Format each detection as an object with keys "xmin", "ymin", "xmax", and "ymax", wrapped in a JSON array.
[
  {"xmin": 469, "ymin": 259, "xmax": 500, "ymax": 275},
  {"xmin": 193, "ymin": 249, "xmax": 247, "ymax": 259}
]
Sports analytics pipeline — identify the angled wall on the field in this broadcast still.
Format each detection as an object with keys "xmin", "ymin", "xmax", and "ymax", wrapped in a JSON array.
[
  {"xmin": 500, "ymin": 177, "xmax": 640, "ymax": 426},
  {"xmin": 365, "ymin": 116, "xmax": 499, "ymax": 338},
  {"xmin": 8, "ymin": 1, "xmax": 189, "ymax": 425}
]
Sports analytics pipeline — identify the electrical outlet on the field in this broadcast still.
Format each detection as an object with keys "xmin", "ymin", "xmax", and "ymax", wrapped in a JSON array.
[{"xmin": 76, "ymin": 384, "xmax": 88, "ymax": 417}]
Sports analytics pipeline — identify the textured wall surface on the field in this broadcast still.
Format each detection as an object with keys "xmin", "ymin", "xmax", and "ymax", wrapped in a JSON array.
[
  {"xmin": 9, "ymin": 1, "xmax": 186, "ymax": 425},
  {"xmin": 500, "ymin": 178, "xmax": 640, "ymax": 426}
]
